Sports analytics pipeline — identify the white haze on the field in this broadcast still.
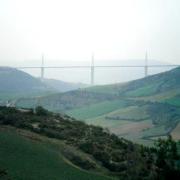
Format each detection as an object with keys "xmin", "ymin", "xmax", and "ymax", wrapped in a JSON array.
[{"xmin": 0, "ymin": 0, "xmax": 180, "ymax": 84}]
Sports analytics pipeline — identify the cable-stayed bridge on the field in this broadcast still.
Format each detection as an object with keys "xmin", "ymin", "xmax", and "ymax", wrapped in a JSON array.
[{"xmin": 15, "ymin": 55, "xmax": 180, "ymax": 85}]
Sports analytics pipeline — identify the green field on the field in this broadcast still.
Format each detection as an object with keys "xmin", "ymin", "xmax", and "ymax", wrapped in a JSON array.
[
  {"xmin": 125, "ymin": 82, "xmax": 161, "ymax": 97},
  {"xmin": 103, "ymin": 105, "xmax": 149, "ymax": 121},
  {"xmin": 67, "ymin": 99, "xmax": 180, "ymax": 145},
  {"xmin": 66, "ymin": 99, "xmax": 129, "ymax": 120},
  {"xmin": 86, "ymin": 113, "xmax": 154, "ymax": 145},
  {"xmin": 0, "ymin": 128, "xmax": 112, "ymax": 180},
  {"xmin": 165, "ymin": 96, "xmax": 180, "ymax": 107},
  {"xmin": 85, "ymin": 84, "xmax": 122, "ymax": 95},
  {"xmin": 0, "ymin": 91, "xmax": 55, "ymax": 101}
]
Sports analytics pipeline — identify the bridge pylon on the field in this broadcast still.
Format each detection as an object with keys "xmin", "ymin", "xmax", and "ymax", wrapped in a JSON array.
[
  {"xmin": 145, "ymin": 52, "xmax": 148, "ymax": 77},
  {"xmin": 91, "ymin": 53, "xmax": 95, "ymax": 85}
]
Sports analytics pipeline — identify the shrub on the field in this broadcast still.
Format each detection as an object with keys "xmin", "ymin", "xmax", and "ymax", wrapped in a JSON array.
[{"xmin": 35, "ymin": 106, "xmax": 49, "ymax": 116}]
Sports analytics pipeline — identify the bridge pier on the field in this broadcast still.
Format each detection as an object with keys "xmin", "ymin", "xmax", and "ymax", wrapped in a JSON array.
[{"xmin": 91, "ymin": 54, "xmax": 95, "ymax": 85}]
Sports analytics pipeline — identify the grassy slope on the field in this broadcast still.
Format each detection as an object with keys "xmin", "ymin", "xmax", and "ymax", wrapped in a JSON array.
[
  {"xmin": 165, "ymin": 96, "xmax": 180, "ymax": 107},
  {"xmin": 103, "ymin": 105, "xmax": 149, "ymax": 120},
  {"xmin": 66, "ymin": 99, "xmax": 128, "ymax": 120},
  {"xmin": 0, "ymin": 107, "xmax": 160, "ymax": 180},
  {"xmin": 85, "ymin": 83, "xmax": 127, "ymax": 95},
  {"xmin": 15, "ymin": 90, "xmax": 117, "ymax": 112},
  {"xmin": 0, "ymin": 67, "xmax": 55, "ymax": 101},
  {"xmin": 85, "ymin": 113, "xmax": 154, "ymax": 146},
  {"xmin": 86, "ymin": 67, "xmax": 180, "ymax": 97},
  {"xmin": 0, "ymin": 127, "xmax": 112, "ymax": 180},
  {"xmin": 0, "ymin": 91, "xmax": 55, "ymax": 101},
  {"xmin": 68, "ymin": 102, "xmax": 180, "ymax": 145}
]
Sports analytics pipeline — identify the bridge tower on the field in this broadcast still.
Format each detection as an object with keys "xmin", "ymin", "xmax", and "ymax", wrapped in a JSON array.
[
  {"xmin": 145, "ymin": 52, "xmax": 148, "ymax": 77},
  {"xmin": 91, "ymin": 53, "xmax": 95, "ymax": 85},
  {"xmin": 41, "ymin": 54, "xmax": 45, "ymax": 81}
]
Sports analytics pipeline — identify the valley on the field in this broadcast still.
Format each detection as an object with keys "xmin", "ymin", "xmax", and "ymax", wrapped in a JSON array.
[
  {"xmin": 0, "ymin": 67, "xmax": 180, "ymax": 179},
  {"xmin": 13, "ymin": 67, "xmax": 180, "ymax": 145}
]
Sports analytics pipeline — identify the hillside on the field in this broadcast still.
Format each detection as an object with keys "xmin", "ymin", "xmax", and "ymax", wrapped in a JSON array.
[
  {"xmin": 0, "ymin": 67, "xmax": 54, "ymax": 100},
  {"xmin": 43, "ymin": 78, "xmax": 87, "ymax": 92},
  {"xmin": 15, "ymin": 90, "xmax": 117, "ymax": 112},
  {"xmin": 0, "ymin": 127, "xmax": 110, "ymax": 180},
  {"xmin": 0, "ymin": 67, "xmax": 88, "ymax": 101},
  {"xmin": 86, "ymin": 66, "xmax": 180, "ymax": 97},
  {"xmin": 0, "ymin": 67, "xmax": 48, "ymax": 93},
  {"xmin": 15, "ymin": 67, "xmax": 180, "ymax": 145},
  {"xmin": 0, "ymin": 106, "xmax": 179, "ymax": 179}
]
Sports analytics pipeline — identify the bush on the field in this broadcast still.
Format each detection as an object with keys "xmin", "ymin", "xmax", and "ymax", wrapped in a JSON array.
[{"xmin": 35, "ymin": 106, "xmax": 49, "ymax": 116}]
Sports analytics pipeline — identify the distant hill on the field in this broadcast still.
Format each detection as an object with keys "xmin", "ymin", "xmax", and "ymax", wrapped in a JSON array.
[
  {"xmin": 86, "ymin": 66, "xmax": 180, "ymax": 97},
  {"xmin": 0, "ymin": 67, "xmax": 55, "ymax": 101},
  {"xmin": 0, "ymin": 67, "xmax": 51, "ymax": 93},
  {"xmin": 0, "ymin": 67, "xmax": 49, "ymax": 93},
  {"xmin": 0, "ymin": 67, "xmax": 87, "ymax": 101},
  {"xmin": 86, "ymin": 59, "xmax": 174, "ymax": 84},
  {"xmin": 16, "ymin": 66, "xmax": 180, "ymax": 110},
  {"xmin": 43, "ymin": 78, "xmax": 87, "ymax": 92},
  {"xmin": 15, "ymin": 67, "xmax": 180, "ymax": 145}
]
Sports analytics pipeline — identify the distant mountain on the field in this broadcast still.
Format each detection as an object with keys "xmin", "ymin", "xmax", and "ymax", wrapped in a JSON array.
[{"xmin": 43, "ymin": 78, "xmax": 87, "ymax": 92}]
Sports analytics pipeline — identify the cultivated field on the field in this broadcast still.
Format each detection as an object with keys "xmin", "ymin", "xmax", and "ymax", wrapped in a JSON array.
[{"xmin": 171, "ymin": 122, "xmax": 180, "ymax": 140}]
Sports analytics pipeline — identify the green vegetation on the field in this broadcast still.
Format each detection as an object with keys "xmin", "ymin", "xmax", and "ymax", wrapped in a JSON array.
[
  {"xmin": 0, "ymin": 128, "xmax": 110, "ymax": 180},
  {"xmin": 0, "ymin": 67, "xmax": 52, "ymax": 95},
  {"xmin": 155, "ymin": 136, "xmax": 180, "ymax": 179},
  {"xmin": 125, "ymin": 82, "xmax": 161, "ymax": 97},
  {"xmin": 0, "ymin": 106, "xmax": 180, "ymax": 179},
  {"xmin": 67, "ymin": 99, "xmax": 129, "ymax": 119},
  {"xmin": 15, "ymin": 90, "xmax": 117, "ymax": 112},
  {"xmin": 86, "ymin": 67, "xmax": 180, "ymax": 97},
  {"xmin": 104, "ymin": 105, "xmax": 149, "ymax": 121},
  {"xmin": 9, "ymin": 67, "xmax": 180, "ymax": 146},
  {"xmin": 85, "ymin": 83, "xmax": 126, "ymax": 95},
  {"xmin": 0, "ymin": 167, "xmax": 9, "ymax": 179},
  {"xmin": 165, "ymin": 95, "xmax": 180, "ymax": 107}
]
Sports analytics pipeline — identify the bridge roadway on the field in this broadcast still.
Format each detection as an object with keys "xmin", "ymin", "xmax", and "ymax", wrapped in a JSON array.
[{"xmin": 16, "ymin": 64, "xmax": 179, "ymax": 69}]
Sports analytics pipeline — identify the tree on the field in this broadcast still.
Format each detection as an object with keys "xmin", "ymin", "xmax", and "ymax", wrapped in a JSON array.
[
  {"xmin": 155, "ymin": 135, "xmax": 180, "ymax": 179},
  {"xmin": 35, "ymin": 106, "xmax": 48, "ymax": 116}
]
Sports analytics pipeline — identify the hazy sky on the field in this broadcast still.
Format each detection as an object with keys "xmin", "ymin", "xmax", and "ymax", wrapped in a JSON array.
[{"xmin": 0, "ymin": 0, "xmax": 180, "ymax": 66}]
